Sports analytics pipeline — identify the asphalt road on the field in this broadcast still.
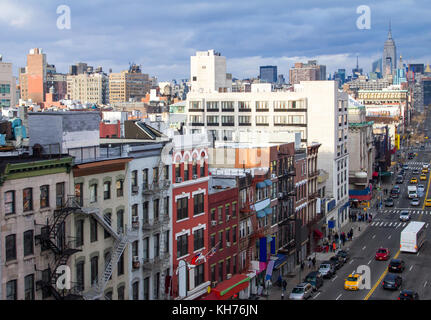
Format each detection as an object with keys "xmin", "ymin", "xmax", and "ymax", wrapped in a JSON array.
[{"xmin": 314, "ymin": 110, "xmax": 431, "ymax": 300}]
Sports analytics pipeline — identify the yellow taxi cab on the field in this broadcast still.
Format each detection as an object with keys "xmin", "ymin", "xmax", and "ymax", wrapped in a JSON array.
[
  {"xmin": 420, "ymin": 174, "xmax": 427, "ymax": 181},
  {"xmin": 426, "ymin": 199, "xmax": 431, "ymax": 207},
  {"xmin": 422, "ymin": 168, "xmax": 429, "ymax": 174},
  {"xmin": 410, "ymin": 177, "xmax": 418, "ymax": 184},
  {"xmin": 425, "ymin": 136, "xmax": 429, "ymax": 140},
  {"xmin": 344, "ymin": 273, "xmax": 362, "ymax": 291}
]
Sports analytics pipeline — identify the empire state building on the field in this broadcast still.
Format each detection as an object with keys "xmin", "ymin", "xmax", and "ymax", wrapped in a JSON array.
[{"xmin": 383, "ymin": 21, "xmax": 397, "ymax": 76}]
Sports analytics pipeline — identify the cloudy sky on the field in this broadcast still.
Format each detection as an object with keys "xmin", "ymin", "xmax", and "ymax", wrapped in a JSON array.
[{"xmin": 1, "ymin": 0, "xmax": 431, "ymax": 81}]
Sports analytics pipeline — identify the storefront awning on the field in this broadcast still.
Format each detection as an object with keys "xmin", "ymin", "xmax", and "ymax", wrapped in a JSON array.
[
  {"xmin": 212, "ymin": 274, "xmax": 250, "ymax": 300},
  {"xmin": 264, "ymin": 207, "xmax": 273, "ymax": 215},
  {"xmin": 264, "ymin": 179, "xmax": 273, "ymax": 186},
  {"xmin": 256, "ymin": 182, "xmax": 266, "ymax": 189}
]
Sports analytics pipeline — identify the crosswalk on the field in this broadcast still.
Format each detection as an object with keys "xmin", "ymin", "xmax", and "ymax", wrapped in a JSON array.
[
  {"xmin": 405, "ymin": 161, "xmax": 429, "ymax": 170},
  {"xmin": 382, "ymin": 209, "xmax": 430, "ymax": 215},
  {"xmin": 370, "ymin": 221, "xmax": 409, "ymax": 228}
]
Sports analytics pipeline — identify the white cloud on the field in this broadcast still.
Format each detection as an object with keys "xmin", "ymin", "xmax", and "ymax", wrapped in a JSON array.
[{"xmin": 0, "ymin": 1, "xmax": 35, "ymax": 28}]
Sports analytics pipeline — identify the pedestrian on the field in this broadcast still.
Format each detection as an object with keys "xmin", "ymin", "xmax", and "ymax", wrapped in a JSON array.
[
  {"xmin": 365, "ymin": 212, "xmax": 368, "ymax": 221},
  {"xmin": 301, "ymin": 261, "xmax": 305, "ymax": 271},
  {"xmin": 350, "ymin": 228, "xmax": 354, "ymax": 239},
  {"xmin": 308, "ymin": 257, "xmax": 312, "ymax": 269},
  {"xmin": 312, "ymin": 256, "xmax": 316, "ymax": 268},
  {"xmin": 282, "ymin": 279, "xmax": 287, "ymax": 292},
  {"xmin": 332, "ymin": 241, "xmax": 336, "ymax": 252}
]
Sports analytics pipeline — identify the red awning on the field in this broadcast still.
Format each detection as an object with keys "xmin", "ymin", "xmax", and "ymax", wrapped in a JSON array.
[
  {"xmin": 372, "ymin": 171, "xmax": 378, "ymax": 178},
  {"xmin": 313, "ymin": 229, "xmax": 323, "ymax": 239},
  {"xmin": 212, "ymin": 274, "xmax": 250, "ymax": 300}
]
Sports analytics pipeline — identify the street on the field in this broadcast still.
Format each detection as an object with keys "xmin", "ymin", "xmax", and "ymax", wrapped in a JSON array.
[{"xmin": 314, "ymin": 110, "xmax": 431, "ymax": 300}]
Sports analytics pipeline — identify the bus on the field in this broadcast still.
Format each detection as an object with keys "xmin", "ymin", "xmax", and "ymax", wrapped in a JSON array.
[{"xmin": 400, "ymin": 221, "xmax": 426, "ymax": 253}]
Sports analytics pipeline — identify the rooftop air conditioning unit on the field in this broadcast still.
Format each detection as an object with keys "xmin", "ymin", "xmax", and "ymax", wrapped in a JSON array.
[{"xmin": 226, "ymin": 273, "xmax": 232, "ymax": 279}]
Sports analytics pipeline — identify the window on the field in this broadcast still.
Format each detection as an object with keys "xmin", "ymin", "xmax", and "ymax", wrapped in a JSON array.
[
  {"xmin": 42, "ymin": 269, "xmax": 51, "ymax": 299},
  {"xmin": 193, "ymin": 193, "xmax": 204, "ymax": 215},
  {"xmin": 104, "ymin": 181, "xmax": 111, "ymax": 200},
  {"xmin": 184, "ymin": 161, "xmax": 189, "ymax": 181},
  {"xmin": 23, "ymin": 188, "xmax": 33, "ymax": 212},
  {"xmin": 4, "ymin": 191, "xmax": 15, "ymax": 215},
  {"xmin": 116, "ymin": 179, "xmax": 124, "ymax": 197},
  {"xmin": 117, "ymin": 210, "xmax": 124, "ymax": 234},
  {"xmin": 232, "ymin": 202, "xmax": 237, "ymax": 217},
  {"xmin": 175, "ymin": 164, "xmax": 180, "ymax": 180},
  {"xmin": 219, "ymin": 231, "xmax": 223, "ymax": 249},
  {"xmin": 5, "ymin": 234, "xmax": 16, "ymax": 261},
  {"xmin": 194, "ymin": 264, "xmax": 205, "ymax": 286},
  {"xmin": 105, "ymin": 291, "xmax": 113, "ymax": 300},
  {"xmin": 117, "ymin": 254, "xmax": 124, "ymax": 276},
  {"xmin": 238, "ymin": 115, "xmax": 251, "ymax": 125},
  {"xmin": 211, "ymin": 265, "xmax": 216, "ymax": 283},
  {"xmin": 226, "ymin": 229, "xmax": 230, "ymax": 243},
  {"xmin": 132, "ymin": 240, "xmax": 139, "ymax": 257},
  {"xmin": 177, "ymin": 234, "xmax": 188, "ymax": 258},
  {"xmin": 76, "ymin": 220, "xmax": 84, "ymax": 246},
  {"xmin": 154, "ymin": 199, "xmax": 160, "ymax": 221},
  {"xmin": 200, "ymin": 160, "xmax": 205, "ymax": 177},
  {"xmin": 75, "ymin": 183, "xmax": 83, "ymax": 206},
  {"xmin": 207, "ymin": 115, "xmax": 219, "ymax": 125},
  {"xmin": 210, "ymin": 208, "xmax": 216, "ymax": 221},
  {"xmin": 143, "ymin": 277, "xmax": 150, "ymax": 300},
  {"xmin": 164, "ymin": 165, "xmax": 169, "ymax": 180},
  {"xmin": 153, "ymin": 167, "xmax": 159, "ymax": 183},
  {"xmin": 131, "ymin": 170, "xmax": 138, "ymax": 187},
  {"xmin": 221, "ymin": 101, "xmax": 234, "ymax": 111},
  {"xmin": 176, "ymin": 197, "xmax": 188, "ymax": 220},
  {"xmin": 24, "ymin": 274, "xmax": 35, "ymax": 300},
  {"xmin": 193, "ymin": 228, "xmax": 204, "ymax": 251},
  {"xmin": 104, "ymin": 212, "xmax": 111, "ymax": 239},
  {"xmin": 221, "ymin": 115, "xmax": 234, "ymax": 125},
  {"xmin": 192, "ymin": 160, "xmax": 197, "ymax": 177},
  {"xmin": 90, "ymin": 184, "xmax": 97, "ymax": 203},
  {"xmin": 218, "ymin": 261, "xmax": 224, "ymax": 282},
  {"xmin": 6, "ymin": 280, "xmax": 17, "ymax": 300},
  {"xmin": 90, "ymin": 218, "xmax": 98, "ymax": 242},
  {"xmin": 256, "ymin": 116, "xmax": 269, "ymax": 125},
  {"xmin": 255, "ymin": 101, "xmax": 269, "ymax": 110},
  {"xmin": 143, "ymin": 237, "xmax": 149, "ymax": 261},
  {"xmin": 23, "ymin": 230, "xmax": 34, "ymax": 256},
  {"xmin": 154, "ymin": 233, "xmax": 160, "ymax": 258},
  {"xmin": 233, "ymin": 255, "xmax": 237, "ymax": 274},
  {"xmin": 154, "ymin": 272, "xmax": 160, "ymax": 299},
  {"xmin": 133, "ymin": 281, "xmax": 139, "ymax": 300},
  {"xmin": 218, "ymin": 206, "xmax": 223, "ymax": 223},
  {"xmin": 164, "ymin": 196, "xmax": 169, "ymax": 217},
  {"xmin": 206, "ymin": 101, "xmax": 219, "ymax": 111},
  {"xmin": 238, "ymin": 101, "xmax": 250, "ymax": 110},
  {"xmin": 210, "ymin": 234, "xmax": 216, "ymax": 248},
  {"xmin": 225, "ymin": 204, "xmax": 230, "ymax": 221},
  {"xmin": 226, "ymin": 258, "xmax": 231, "ymax": 276},
  {"xmin": 76, "ymin": 261, "xmax": 84, "ymax": 291},
  {"xmin": 164, "ymin": 230, "xmax": 169, "ymax": 253},
  {"xmin": 91, "ymin": 256, "xmax": 99, "ymax": 286},
  {"xmin": 56, "ymin": 182, "xmax": 65, "ymax": 208},
  {"xmin": 40, "ymin": 185, "xmax": 49, "ymax": 208},
  {"xmin": 142, "ymin": 202, "xmax": 149, "ymax": 223},
  {"xmin": 117, "ymin": 286, "xmax": 125, "ymax": 300}
]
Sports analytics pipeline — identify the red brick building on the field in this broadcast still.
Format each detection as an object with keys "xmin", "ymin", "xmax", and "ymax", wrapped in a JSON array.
[{"xmin": 170, "ymin": 134, "xmax": 210, "ymax": 300}]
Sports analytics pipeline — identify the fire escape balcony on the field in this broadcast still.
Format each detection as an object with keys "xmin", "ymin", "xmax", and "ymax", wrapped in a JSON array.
[
  {"xmin": 142, "ymin": 215, "xmax": 170, "ymax": 231},
  {"xmin": 308, "ymin": 170, "xmax": 319, "ymax": 178},
  {"xmin": 142, "ymin": 180, "xmax": 170, "ymax": 196},
  {"xmin": 142, "ymin": 253, "xmax": 170, "ymax": 271}
]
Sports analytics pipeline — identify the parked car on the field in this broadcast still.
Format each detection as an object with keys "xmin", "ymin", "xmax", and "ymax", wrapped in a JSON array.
[
  {"xmin": 318, "ymin": 262, "xmax": 335, "ymax": 279},
  {"xmin": 388, "ymin": 259, "xmax": 405, "ymax": 273},
  {"xmin": 402, "ymin": 164, "xmax": 409, "ymax": 170},
  {"xmin": 396, "ymin": 175, "xmax": 404, "ymax": 184},
  {"xmin": 304, "ymin": 271, "xmax": 323, "ymax": 289},
  {"xmin": 398, "ymin": 290, "xmax": 419, "ymax": 300},
  {"xmin": 385, "ymin": 198, "xmax": 395, "ymax": 207},
  {"xmin": 425, "ymin": 199, "xmax": 431, "ymax": 207},
  {"xmin": 329, "ymin": 256, "xmax": 344, "ymax": 270},
  {"xmin": 289, "ymin": 283, "xmax": 314, "ymax": 300},
  {"xmin": 382, "ymin": 274, "xmax": 402, "ymax": 290},
  {"xmin": 375, "ymin": 247, "xmax": 390, "ymax": 261},
  {"xmin": 400, "ymin": 211, "xmax": 411, "ymax": 221},
  {"xmin": 336, "ymin": 250, "xmax": 350, "ymax": 263},
  {"xmin": 413, "ymin": 169, "xmax": 420, "ymax": 175}
]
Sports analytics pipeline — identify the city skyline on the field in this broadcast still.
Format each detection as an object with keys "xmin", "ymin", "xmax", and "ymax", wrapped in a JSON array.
[{"xmin": 1, "ymin": 0, "xmax": 431, "ymax": 81}]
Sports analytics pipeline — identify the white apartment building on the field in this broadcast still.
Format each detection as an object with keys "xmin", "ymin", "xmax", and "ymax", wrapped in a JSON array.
[
  {"xmin": 0, "ymin": 56, "xmax": 16, "ymax": 108},
  {"xmin": 190, "ymin": 50, "xmax": 232, "ymax": 93},
  {"xmin": 67, "ymin": 72, "xmax": 109, "ymax": 105},
  {"xmin": 186, "ymin": 65, "xmax": 350, "ymax": 231}
]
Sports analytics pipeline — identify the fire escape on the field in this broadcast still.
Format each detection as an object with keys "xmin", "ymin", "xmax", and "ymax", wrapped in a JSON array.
[
  {"xmin": 141, "ymin": 155, "xmax": 171, "ymax": 299},
  {"xmin": 35, "ymin": 196, "xmax": 84, "ymax": 300}
]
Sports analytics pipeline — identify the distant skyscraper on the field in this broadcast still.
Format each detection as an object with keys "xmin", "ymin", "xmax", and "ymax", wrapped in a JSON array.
[
  {"xmin": 372, "ymin": 58, "xmax": 382, "ymax": 74},
  {"xmin": 289, "ymin": 60, "xmax": 326, "ymax": 84},
  {"xmin": 408, "ymin": 63, "xmax": 424, "ymax": 75},
  {"xmin": 277, "ymin": 74, "xmax": 285, "ymax": 85},
  {"xmin": 352, "ymin": 56, "xmax": 363, "ymax": 79},
  {"xmin": 383, "ymin": 21, "xmax": 397, "ymax": 77},
  {"xmin": 259, "ymin": 65, "xmax": 277, "ymax": 83}
]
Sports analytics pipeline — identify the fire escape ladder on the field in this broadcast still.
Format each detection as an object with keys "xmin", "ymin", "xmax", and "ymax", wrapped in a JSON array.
[{"xmin": 80, "ymin": 207, "xmax": 120, "ymax": 241}]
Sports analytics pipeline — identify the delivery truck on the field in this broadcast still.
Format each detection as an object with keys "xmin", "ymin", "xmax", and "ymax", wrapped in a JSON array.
[
  {"xmin": 400, "ymin": 221, "xmax": 426, "ymax": 253},
  {"xmin": 408, "ymin": 186, "xmax": 418, "ymax": 199}
]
